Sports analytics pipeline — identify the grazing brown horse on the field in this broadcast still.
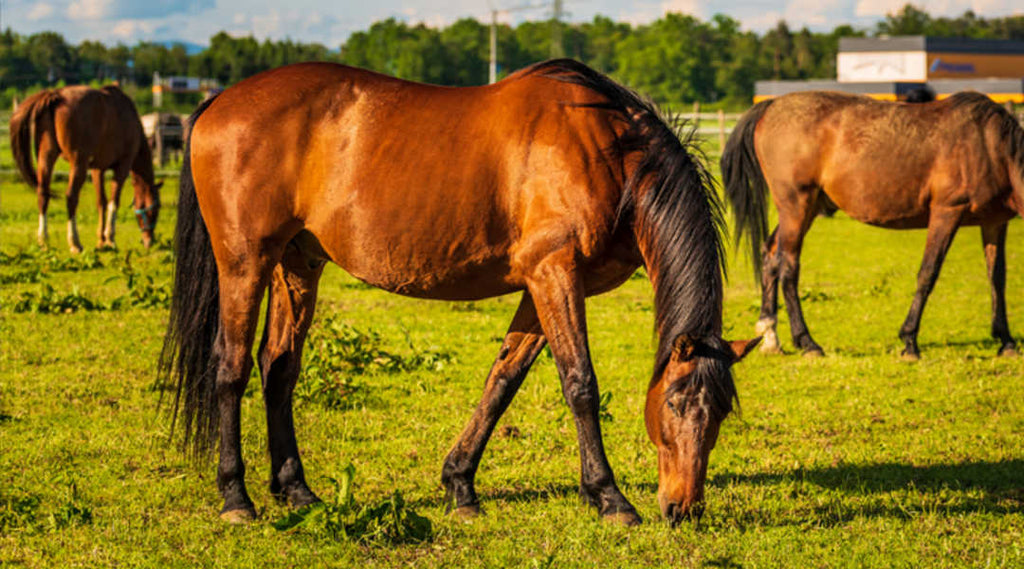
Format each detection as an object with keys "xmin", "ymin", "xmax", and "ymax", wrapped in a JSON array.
[
  {"xmin": 723, "ymin": 91, "xmax": 1024, "ymax": 359},
  {"xmin": 10, "ymin": 85, "xmax": 162, "ymax": 252},
  {"xmin": 161, "ymin": 60, "xmax": 758, "ymax": 527}
]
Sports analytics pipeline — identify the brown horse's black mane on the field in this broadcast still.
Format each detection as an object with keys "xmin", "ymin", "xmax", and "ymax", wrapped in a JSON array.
[{"xmin": 530, "ymin": 59, "xmax": 733, "ymax": 411}]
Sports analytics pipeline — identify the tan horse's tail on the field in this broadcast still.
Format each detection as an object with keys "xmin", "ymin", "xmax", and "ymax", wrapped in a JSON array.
[
  {"xmin": 9, "ymin": 89, "xmax": 64, "ymax": 189},
  {"xmin": 721, "ymin": 99, "xmax": 774, "ymax": 283}
]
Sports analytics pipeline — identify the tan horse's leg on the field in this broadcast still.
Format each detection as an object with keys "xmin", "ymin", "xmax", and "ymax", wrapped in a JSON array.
[
  {"xmin": 92, "ymin": 169, "xmax": 110, "ymax": 248},
  {"xmin": 775, "ymin": 187, "xmax": 824, "ymax": 356},
  {"xmin": 256, "ymin": 244, "xmax": 325, "ymax": 508},
  {"xmin": 756, "ymin": 226, "xmax": 783, "ymax": 353},
  {"xmin": 981, "ymin": 222, "xmax": 1017, "ymax": 356},
  {"xmin": 34, "ymin": 137, "xmax": 60, "ymax": 248},
  {"xmin": 898, "ymin": 206, "xmax": 966, "ymax": 360},
  {"xmin": 64, "ymin": 160, "xmax": 88, "ymax": 253},
  {"xmin": 214, "ymin": 254, "xmax": 275, "ymax": 522},
  {"xmin": 442, "ymin": 293, "xmax": 546, "ymax": 518},
  {"xmin": 525, "ymin": 246, "xmax": 640, "ymax": 526}
]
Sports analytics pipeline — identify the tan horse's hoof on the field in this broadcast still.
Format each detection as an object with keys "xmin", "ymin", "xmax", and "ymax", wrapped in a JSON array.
[
  {"xmin": 760, "ymin": 345, "xmax": 784, "ymax": 355},
  {"xmin": 900, "ymin": 352, "xmax": 920, "ymax": 362},
  {"xmin": 998, "ymin": 347, "xmax": 1019, "ymax": 357},
  {"xmin": 451, "ymin": 504, "xmax": 481, "ymax": 521},
  {"xmin": 219, "ymin": 508, "xmax": 257, "ymax": 524},
  {"xmin": 602, "ymin": 511, "xmax": 642, "ymax": 526},
  {"xmin": 803, "ymin": 348, "xmax": 824, "ymax": 358}
]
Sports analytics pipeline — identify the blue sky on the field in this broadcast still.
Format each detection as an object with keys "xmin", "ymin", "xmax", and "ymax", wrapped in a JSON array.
[{"xmin": 4, "ymin": 0, "xmax": 1021, "ymax": 47}]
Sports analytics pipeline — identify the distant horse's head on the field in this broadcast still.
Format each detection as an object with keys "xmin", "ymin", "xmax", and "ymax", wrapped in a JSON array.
[
  {"xmin": 134, "ymin": 178, "xmax": 162, "ymax": 248},
  {"xmin": 645, "ymin": 334, "xmax": 759, "ymax": 526}
]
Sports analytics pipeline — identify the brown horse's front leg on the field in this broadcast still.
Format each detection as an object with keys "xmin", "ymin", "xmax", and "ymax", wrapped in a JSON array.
[
  {"xmin": 899, "ymin": 206, "xmax": 965, "ymax": 360},
  {"xmin": 442, "ymin": 293, "xmax": 545, "ymax": 518},
  {"xmin": 981, "ymin": 222, "xmax": 1017, "ymax": 356},
  {"xmin": 525, "ymin": 248, "xmax": 640, "ymax": 526},
  {"xmin": 258, "ymin": 251, "xmax": 324, "ymax": 508}
]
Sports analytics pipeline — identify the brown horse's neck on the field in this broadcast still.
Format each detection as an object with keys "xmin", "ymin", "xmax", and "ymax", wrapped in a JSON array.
[{"xmin": 131, "ymin": 141, "xmax": 156, "ymax": 196}]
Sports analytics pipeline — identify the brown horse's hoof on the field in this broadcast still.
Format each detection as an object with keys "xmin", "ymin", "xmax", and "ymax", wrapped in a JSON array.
[
  {"xmin": 802, "ymin": 348, "xmax": 825, "ymax": 358},
  {"xmin": 219, "ymin": 508, "xmax": 257, "ymax": 524},
  {"xmin": 602, "ymin": 511, "xmax": 642, "ymax": 526},
  {"xmin": 451, "ymin": 504, "xmax": 481, "ymax": 521}
]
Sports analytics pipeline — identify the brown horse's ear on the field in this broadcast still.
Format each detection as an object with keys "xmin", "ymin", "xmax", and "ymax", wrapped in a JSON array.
[
  {"xmin": 728, "ymin": 337, "xmax": 762, "ymax": 363},
  {"xmin": 671, "ymin": 334, "xmax": 698, "ymax": 362}
]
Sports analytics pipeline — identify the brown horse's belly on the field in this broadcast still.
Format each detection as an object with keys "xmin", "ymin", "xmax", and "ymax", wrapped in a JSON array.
[{"xmin": 345, "ymin": 257, "xmax": 522, "ymax": 301}]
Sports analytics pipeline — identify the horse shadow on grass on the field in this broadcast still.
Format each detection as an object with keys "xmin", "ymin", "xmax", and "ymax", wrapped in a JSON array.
[
  {"xmin": 702, "ymin": 458, "xmax": 1024, "ymax": 527},
  {"xmin": 411, "ymin": 460, "xmax": 1022, "ymax": 527}
]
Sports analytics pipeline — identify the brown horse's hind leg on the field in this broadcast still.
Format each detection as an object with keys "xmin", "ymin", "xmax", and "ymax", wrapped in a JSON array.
[
  {"xmin": 64, "ymin": 161, "xmax": 88, "ymax": 253},
  {"xmin": 34, "ymin": 138, "xmax": 60, "ymax": 247},
  {"xmin": 898, "ymin": 206, "xmax": 966, "ymax": 360},
  {"xmin": 525, "ymin": 247, "xmax": 640, "ymax": 525},
  {"xmin": 92, "ymin": 169, "xmax": 109, "ymax": 248},
  {"xmin": 776, "ymin": 191, "xmax": 824, "ymax": 356},
  {"xmin": 981, "ymin": 222, "xmax": 1017, "ymax": 356},
  {"xmin": 756, "ymin": 226, "xmax": 783, "ymax": 353},
  {"xmin": 441, "ymin": 293, "xmax": 546, "ymax": 518},
  {"xmin": 257, "ymin": 243, "xmax": 325, "ymax": 508},
  {"xmin": 213, "ymin": 256, "xmax": 276, "ymax": 522}
]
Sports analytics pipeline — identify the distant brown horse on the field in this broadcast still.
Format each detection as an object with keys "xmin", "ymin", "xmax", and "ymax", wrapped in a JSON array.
[
  {"xmin": 10, "ymin": 85, "xmax": 162, "ymax": 252},
  {"xmin": 161, "ymin": 60, "xmax": 758, "ymax": 527},
  {"xmin": 723, "ymin": 91, "xmax": 1024, "ymax": 359}
]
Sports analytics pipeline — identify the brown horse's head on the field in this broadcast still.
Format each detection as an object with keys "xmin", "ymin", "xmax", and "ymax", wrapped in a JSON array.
[
  {"xmin": 133, "ymin": 179, "xmax": 162, "ymax": 247},
  {"xmin": 645, "ymin": 334, "xmax": 759, "ymax": 526}
]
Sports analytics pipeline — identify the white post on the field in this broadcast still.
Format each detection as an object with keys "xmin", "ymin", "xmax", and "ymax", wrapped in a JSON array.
[{"xmin": 489, "ymin": 11, "xmax": 498, "ymax": 84}]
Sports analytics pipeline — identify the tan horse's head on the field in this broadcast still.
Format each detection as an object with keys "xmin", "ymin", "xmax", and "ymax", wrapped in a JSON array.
[{"xmin": 644, "ymin": 335, "xmax": 759, "ymax": 526}]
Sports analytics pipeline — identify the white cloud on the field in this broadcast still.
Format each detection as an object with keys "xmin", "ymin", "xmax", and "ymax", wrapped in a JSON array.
[
  {"xmin": 661, "ymin": 0, "xmax": 702, "ymax": 17},
  {"xmin": 68, "ymin": 0, "xmax": 112, "ymax": 20},
  {"xmin": 856, "ymin": 0, "xmax": 1021, "ymax": 17},
  {"xmin": 26, "ymin": 2, "xmax": 55, "ymax": 20},
  {"xmin": 111, "ymin": 19, "xmax": 155, "ymax": 38}
]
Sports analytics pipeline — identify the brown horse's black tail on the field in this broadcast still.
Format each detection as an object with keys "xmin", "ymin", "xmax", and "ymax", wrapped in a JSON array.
[
  {"xmin": 721, "ymin": 99, "xmax": 774, "ymax": 283},
  {"xmin": 9, "ymin": 89, "xmax": 63, "ymax": 189},
  {"xmin": 159, "ymin": 95, "xmax": 221, "ymax": 457}
]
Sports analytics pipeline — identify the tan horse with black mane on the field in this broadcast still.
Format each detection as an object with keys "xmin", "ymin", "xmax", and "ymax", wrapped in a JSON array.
[
  {"xmin": 10, "ymin": 85, "xmax": 162, "ymax": 252},
  {"xmin": 723, "ymin": 91, "xmax": 1024, "ymax": 359},
  {"xmin": 161, "ymin": 60, "xmax": 758, "ymax": 527}
]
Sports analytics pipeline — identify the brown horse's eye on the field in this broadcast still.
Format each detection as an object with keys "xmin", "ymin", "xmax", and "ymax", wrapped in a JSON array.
[{"xmin": 666, "ymin": 395, "xmax": 685, "ymax": 417}]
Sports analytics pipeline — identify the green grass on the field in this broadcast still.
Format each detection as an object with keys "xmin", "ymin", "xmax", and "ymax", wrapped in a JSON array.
[{"xmin": 1, "ymin": 155, "xmax": 1022, "ymax": 567}]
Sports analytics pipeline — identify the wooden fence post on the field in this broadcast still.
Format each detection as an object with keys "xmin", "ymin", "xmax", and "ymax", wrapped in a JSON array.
[
  {"xmin": 155, "ymin": 120, "xmax": 165, "ymax": 168},
  {"xmin": 691, "ymin": 101, "xmax": 700, "ymax": 125}
]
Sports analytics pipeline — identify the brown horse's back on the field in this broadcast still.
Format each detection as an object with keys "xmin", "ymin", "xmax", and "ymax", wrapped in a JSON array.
[
  {"xmin": 191, "ymin": 62, "xmax": 631, "ymax": 300},
  {"xmin": 756, "ymin": 91, "xmax": 1017, "ymax": 228},
  {"xmin": 50, "ymin": 86, "xmax": 144, "ymax": 171}
]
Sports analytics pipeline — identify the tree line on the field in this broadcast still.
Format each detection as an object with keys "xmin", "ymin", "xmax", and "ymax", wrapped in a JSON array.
[{"xmin": 1, "ymin": 4, "xmax": 1022, "ymax": 110}]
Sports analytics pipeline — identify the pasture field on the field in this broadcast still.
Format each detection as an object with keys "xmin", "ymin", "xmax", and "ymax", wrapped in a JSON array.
[{"xmin": 1, "ymin": 158, "xmax": 1023, "ymax": 567}]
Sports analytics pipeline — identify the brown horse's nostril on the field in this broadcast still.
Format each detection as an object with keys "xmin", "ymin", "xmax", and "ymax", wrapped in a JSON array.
[{"xmin": 666, "ymin": 502, "xmax": 683, "ymax": 528}]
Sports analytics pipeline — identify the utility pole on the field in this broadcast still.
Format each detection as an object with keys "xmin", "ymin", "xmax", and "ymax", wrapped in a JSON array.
[
  {"xmin": 550, "ymin": 0, "xmax": 564, "ymax": 59},
  {"xmin": 488, "ymin": 2, "xmax": 546, "ymax": 84}
]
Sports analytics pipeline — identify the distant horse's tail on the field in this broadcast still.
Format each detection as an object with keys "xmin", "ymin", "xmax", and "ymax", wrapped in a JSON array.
[
  {"xmin": 9, "ymin": 89, "xmax": 63, "ymax": 189},
  {"xmin": 159, "ymin": 95, "xmax": 222, "ymax": 456},
  {"xmin": 721, "ymin": 99, "xmax": 774, "ymax": 282}
]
